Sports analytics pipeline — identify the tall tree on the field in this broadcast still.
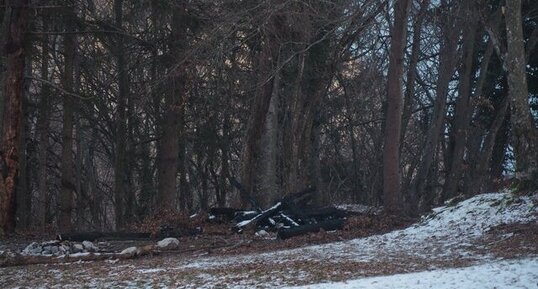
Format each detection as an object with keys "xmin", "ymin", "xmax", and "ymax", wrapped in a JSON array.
[
  {"xmin": 59, "ymin": 2, "xmax": 77, "ymax": 230},
  {"xmin": 408, "ymin": 0, "xmax": 462, "ymax": 212},
  {"xmin": 35, "ymin": 10, "xmax": 51, "ymax": 226},
  {"xmin": 156, "ymin": 3, "xmax": 188, "ymax": 212},
  {"xmin": 382, "ymin": 0, "xmax": 412, "ymax": 214},
  {"xmin": 442, "ymin": 1, "xmax": 478, "ymax": 199},
  {"xmin": 113, "ymin": 0, "xmax": 128, "ymax": 229},
  {"xmin": 504, "ymin": 0, "xmax": 538, "ymax": 190},
  {"xmin": 0, "ymin": 0, "xmax": 28, "ymax": 234}
]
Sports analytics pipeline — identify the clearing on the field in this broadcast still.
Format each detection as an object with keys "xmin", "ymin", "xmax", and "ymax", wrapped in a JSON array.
[{"xmin": 1, "ymin": 191, "xmax": 537, "ymax": 288}]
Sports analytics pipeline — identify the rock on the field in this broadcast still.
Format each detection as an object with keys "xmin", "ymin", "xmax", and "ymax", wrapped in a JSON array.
[
  {"xmin": 60, "ymin": 244, "xmax": 70, "ymax": 253},
  {"xmin": 82, "ymin": 241, "xmax": 98, "ymax": 252},
  {"xmin": 120, "ymin": 246, "xmax": 138, "ymax": 256},
  {"xmin": 256, "ymin": 230, "xmax": 269, "ymax": 237},
  {"xmin": 72, "ymin": 243, "xmax": 84, "ymax": 253},
  {"xmin": 156, "ymin": 237, "xmax": 180, "ymax": 250},
  {"xmin": 49, "ymin": 246, "xmax": 59, "ymax": 255},
  {"xmin": 22, "ymin": 242, "xmax": 42, "ymax": 255},
  {"xmin": 0, "ymin": 250, "xmax": 16, "ymax": 258}
]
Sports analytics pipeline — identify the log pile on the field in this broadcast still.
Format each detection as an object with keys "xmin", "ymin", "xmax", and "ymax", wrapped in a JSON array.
[{"xmin": 210, "ymin": 178, "xmax": 350, "ymax": 239}]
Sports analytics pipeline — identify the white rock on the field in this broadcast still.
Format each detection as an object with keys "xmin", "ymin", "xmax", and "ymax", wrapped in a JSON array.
[
  {"xmin": 49, "ymin": 246, "xmax": 59, "ymax": 255},
  {"xmin": 256, "ymin": 230, "xmax": 269, "ymax": 237},
  {"xmin": 59, "ymin": 244, "xmax": 69, "ymax": 253},
  {"xmin": 72, "ymin": 243, "xmax": 84, "ymax": 253},
  {"xmin": 22, "ymin": 242, "xmax": 42, "ymax": 255},
  {"xmin": 120, "ymin": 246, "xmax": 138, "ymax": 255},
  {"xmin": 82, "ymin": 241, "xmax": 98, "ymax": 252},
  {"xmin": 156, "ymin": 237, "xmax": 180, "ymax": 250}
]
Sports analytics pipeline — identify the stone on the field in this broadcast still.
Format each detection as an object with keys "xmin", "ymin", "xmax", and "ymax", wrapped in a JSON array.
[
  {"xmin": 82, "ymin": 241, "xmax": 98, "ymax": 252},
  {"xmin": 72, "ymin": 243, "xmax": 84, "ymax": 253},
  {"xmin": 22, "ymin": 242, "xmax": 42, "ymax": 255},
  {"xmin": 256, "ymin": 230, "xmax": 269, "ymax": 237},
  {"xmin": 60, "ymin": 244, "xmax": 70, "ymax": 253},
  {"xmin": 49, "ymin": 246, "xmax": 59, "ymax": 255},
  {"xmin": 156, "ymin": 237, "xmax": 180, "ymax": 250},
  {"xmin": 119, "ymin": 246, "xmax": 138, "ymax": 257}
]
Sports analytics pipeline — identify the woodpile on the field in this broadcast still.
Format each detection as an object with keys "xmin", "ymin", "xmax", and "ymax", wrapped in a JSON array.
[{"xmin": 210, "ymin": 178, "xmax": 351, "ymax": 239}]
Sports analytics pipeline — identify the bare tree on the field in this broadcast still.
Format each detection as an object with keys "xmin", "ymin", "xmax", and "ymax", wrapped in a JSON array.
[
  {"xmin": 382, "ymin": 0, "xmax": 412, "ymax": 214},
  {"xmin": 504, "ymin": 0, "xmax": 538, "ymax": 190},
  {"xmin": 0, "ymin": 0, "xmax": 28, "ymax": 234},
  {"xmin": 59, "ymin": 2, "xmax": 77, "ymax": 230}
]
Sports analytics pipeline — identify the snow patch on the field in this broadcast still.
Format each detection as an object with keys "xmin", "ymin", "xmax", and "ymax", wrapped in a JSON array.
[{"xmin": 288, "ymin": 257, "xmax": 538, "ymax": 289}]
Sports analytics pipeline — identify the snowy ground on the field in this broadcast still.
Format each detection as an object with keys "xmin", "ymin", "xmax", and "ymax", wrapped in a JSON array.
[
  {"xmin": 290, "ymin": 258, "xmax": 538, "ymax": 289},
  {"xmin": 1, "ymin": 191, "xmax": 537, "ymax": 288}
]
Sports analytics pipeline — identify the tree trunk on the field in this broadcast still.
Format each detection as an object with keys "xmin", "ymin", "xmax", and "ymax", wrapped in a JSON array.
[
  {"xmin": 442, "ymin": 7, "xmax": 478, "ymax": 200},
  {"xmin": 178, "ymin": 106, "xmax": 191, "ymax": 212},
  {"xmin": 15, "ymin": 51, "xmax": 32, "ymax": 229},
  {"xmin": 59, "ymin": 3, "xmax": 77, "ymax": 231},
  {"xmin": 0, "ymin": 0, "xmax": 28, "ymax": 234},
  {"xmin": 382, "ymin": 0, "xmax": 412, "ymax": 214},
  {"xmin": 408, "ymin": 2, "xmax": 461, "ymax": 213},
  {"xmin": 401, "ymin": 0, "xmax": 429, "ymax": 145},
  {"xmin": 35, "ymin": 12, "xmax": 51, "ymax": 227},
  {"xmin": 504, "ymin": 0, "xmax": 538, "ymax": 190},
  {"xmin": 0, "ymin": 5, "xmax": 11, "ymax": 130},
  {"xmin": 466, "ymin": 93, "xmax": 509, "ymax": 195},
  {"xmin": 157, "ymin": 3, "xmax": 187, "ymax": 212},
  {"xmin": 113, "ymin": 0, "xmax": 128, "ymax": 229},
  {"xmin": 259, "ymin": 53, "xmax": 281, "ymax": 206},
  {"xmin": 239, "ymin": 36, "xmax": 277, "ymax": 207}
]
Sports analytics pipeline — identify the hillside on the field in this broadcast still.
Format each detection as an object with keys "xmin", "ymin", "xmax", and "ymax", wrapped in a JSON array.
[{"xmin": 1, "ymin": 191, "xmax": 536, "ymax": 288}]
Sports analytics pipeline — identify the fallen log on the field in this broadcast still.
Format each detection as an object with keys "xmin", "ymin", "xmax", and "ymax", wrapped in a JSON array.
[
  {"xmin": 234, "ymin": 202, "xmax": 282, "ymax": 231},
  {"xmin": 0, "ymin": 250, "xmax": 149, "ymax": 268},
  {"xmin": 277, "ymin": 218, "xmax": 345, "ymax": 239}
]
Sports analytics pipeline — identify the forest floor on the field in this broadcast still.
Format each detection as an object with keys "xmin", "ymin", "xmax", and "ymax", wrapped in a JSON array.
[{"xmin": 0, "ymin": 191, "xmax": 537, "ymax": 288}]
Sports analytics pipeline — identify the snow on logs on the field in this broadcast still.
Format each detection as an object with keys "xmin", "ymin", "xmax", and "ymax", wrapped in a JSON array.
[{"xmin": 210, "ymin": 180, "xmax": 351, "ymax": 239}]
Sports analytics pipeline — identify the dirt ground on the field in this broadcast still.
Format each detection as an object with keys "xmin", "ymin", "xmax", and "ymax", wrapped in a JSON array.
[{"xmin": 1, "ymin": 217, "xmax": 536, "ymax": 288}]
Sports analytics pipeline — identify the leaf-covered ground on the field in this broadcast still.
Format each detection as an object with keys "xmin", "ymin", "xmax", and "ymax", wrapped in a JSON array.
[{"xmin": 1, "ymin": 191, "xmax": 537, "ymax": 288}]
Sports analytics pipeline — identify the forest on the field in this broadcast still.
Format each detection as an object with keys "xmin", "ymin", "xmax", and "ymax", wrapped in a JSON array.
[
  {"xmin": 0, "ymin": 0, "xmax": 537, "ymax": 234},
  {"xmin": 1, "ymin": 0, "xmax": 538, "ymax": 287}
]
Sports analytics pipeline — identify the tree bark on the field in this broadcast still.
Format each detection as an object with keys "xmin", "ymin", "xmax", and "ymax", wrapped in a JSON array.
[
  {"xmin": 239, "ymin": 31, "xmax": 277, "ymax": 207},
  {"xmin": 113, "ymin": 0, "xmax": 128, "ymax": 229},
  {"xmin": 409, "ymin": 2, "xmax": 461, "ymax": 213},
  {"xmin": 442, "ymin": 6, "xmax": 478, "ymax": 200},
  {"xmin": 35, "ymin": 11, "xmax": 51, "ymax": 227},
  {"xmin": 59, "ymin": 2, "xmax": 77, "ymax": 231},
  {"xmin": 504, "ymin": 0, "xmax": 538, "ymax": 190},
  {"xmin": 0, "ymin": 4, "xmax": 11, "ymax": 130},
  {"xmin": 157, "ymin": 3, "xmax": 187, "ymax": 212},
  {"xmin": 401, "ymin": 0, "xmax": 429, "ymax": 145},
  {"xmin": 0, "ymin": 0, "xmax": 28, "ymax": 234},
  {"xmin": 259, "ymin": 54, "xmax": 281, "ymax": 206},
  {"xmin": 382, "ymin": 0, "xmax": 412, "ymax": 214},
  {"xmin": 15, "ymin": 51, "xmax": 32, "ymax": 229}
]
